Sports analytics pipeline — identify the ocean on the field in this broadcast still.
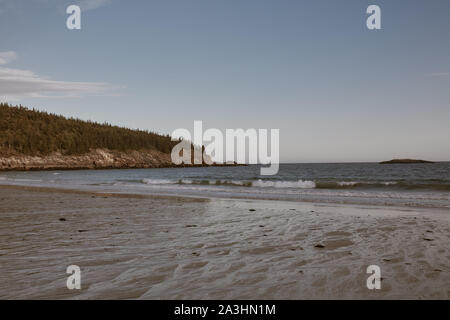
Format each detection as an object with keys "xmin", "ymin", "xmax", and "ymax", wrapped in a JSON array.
[{"xmin": 1, "ymin": 162, "xmax": 450, "ymax": 209}]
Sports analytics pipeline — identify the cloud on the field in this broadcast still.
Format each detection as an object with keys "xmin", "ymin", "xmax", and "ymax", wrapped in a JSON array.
[
  {"xmin": 0, "ymin": 51, "xmax": 16, "ymax": 65},
  {"xmin": 0, "ymin": 51, "xmax": 113, "ymax": 101}
]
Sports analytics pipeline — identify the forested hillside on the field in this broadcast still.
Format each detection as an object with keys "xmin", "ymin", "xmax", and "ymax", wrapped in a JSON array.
[{"xmin": 0, "ymin": 103, "xmax": 177, "ymax": 156}]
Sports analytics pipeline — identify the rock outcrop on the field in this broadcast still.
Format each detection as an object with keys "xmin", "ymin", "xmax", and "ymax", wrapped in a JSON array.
[
  {"xmin": 0, "ymin": 148, "xmax": 216, "ymax": 171},
  {"xmin": 379, "ymin": 159, "xmax": 434, "ymax": 164},
  {"xmin": 0, "ymin": 149, "xmax": 172, "ymax": 171}
]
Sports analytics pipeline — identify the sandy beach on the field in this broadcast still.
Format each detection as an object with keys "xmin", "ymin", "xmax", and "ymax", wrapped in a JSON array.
[{"xmin": 0, "ymin": 185, "xmax": 448, "ymax": 299}]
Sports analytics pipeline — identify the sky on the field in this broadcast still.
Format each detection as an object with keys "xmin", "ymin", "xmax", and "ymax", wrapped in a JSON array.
[{"xmin": 1, "ymin": 0, "xmax": 449, "ymax": 163}]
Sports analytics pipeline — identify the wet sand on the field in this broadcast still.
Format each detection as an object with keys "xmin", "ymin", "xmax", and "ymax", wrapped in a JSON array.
[{"xmin": 0, "ymin": 185, "xmax": 449, "ymax": 299}]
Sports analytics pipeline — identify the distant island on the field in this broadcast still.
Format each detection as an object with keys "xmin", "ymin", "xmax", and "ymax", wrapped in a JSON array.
[
  {"xmin": 380, "ymin": 159, "xmax": 435, "ymax": 164},
  {"xmin": 0, "ymin": 103, "xmax": 236, "ymax": 171}
]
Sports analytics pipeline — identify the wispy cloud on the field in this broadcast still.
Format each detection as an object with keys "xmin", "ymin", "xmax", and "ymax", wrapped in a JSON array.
[
  {"xmin": 0, "ymin": 51, "xmax": 16, "ymax": 65},
  {"xmin": 0, "ymin": 51, "xmax": 113, "ymax": 101}
]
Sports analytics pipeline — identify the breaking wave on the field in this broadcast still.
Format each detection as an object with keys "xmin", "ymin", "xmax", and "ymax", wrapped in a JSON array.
[
  {"xmin": 141, "ymin": 178, "xmax": 177, "ymax": 185},
  {"xmin": 252, "ymin": 179, "xmax": 316, "ymax": 189},
  {"xmin": 139, "ymin": 178, "xmax": 450, "ymax": 191}
]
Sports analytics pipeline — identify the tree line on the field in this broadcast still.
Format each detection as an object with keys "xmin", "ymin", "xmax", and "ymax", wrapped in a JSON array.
[{"xmin": 0, "ymin": 103, "xmax": 179, "ymax": 156}]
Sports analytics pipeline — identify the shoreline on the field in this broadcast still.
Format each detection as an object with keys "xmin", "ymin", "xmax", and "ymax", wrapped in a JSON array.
[
  {"xmin": 0, "ymin": 184, "xmax": 209, "ymax": 202},
  {"xmin": 1, "ymin": 182, "xmax": 449, "ymax": 211},
  {"xmin": 0, "ymin": 162, "xmax": 245, "ymax": 172},
  {"xmin": 1, "ymin": 183, "xmax": 449, "ymax": 217}
]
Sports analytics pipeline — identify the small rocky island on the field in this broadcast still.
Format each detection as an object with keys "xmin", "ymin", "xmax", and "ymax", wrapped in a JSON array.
[{"xmin": 380, "ymin": 159, "xmax": 435, "ymax": 164}]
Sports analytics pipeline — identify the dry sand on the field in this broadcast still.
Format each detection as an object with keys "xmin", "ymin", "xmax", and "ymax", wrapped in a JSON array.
[{"xmin": 0, "ymin": 185, "xmax": 449, "ymax": 299}]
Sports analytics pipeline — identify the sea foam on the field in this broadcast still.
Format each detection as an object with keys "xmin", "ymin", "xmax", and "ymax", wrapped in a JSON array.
[{"xmin": 252, "ymin": 179, "xmax": 316, "ymax": 189}]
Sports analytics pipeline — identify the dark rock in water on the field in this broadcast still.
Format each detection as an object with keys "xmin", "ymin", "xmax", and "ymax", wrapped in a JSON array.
[
  {"xmin": 185, "ymin": 225, "xmax": 198, "ymax": 228},
  {"xmin": 59, "ymin": 218, "xmax": 66, "ymax": 222},
  {"xmin": 78, "ymin": 230, "xmax": 88, "ymax": 233},
  {"xmin": 423, "ymin": 238, "xmax": 434, "ymax": 241},
  {"xmin": 314, "ymin": 244, "xmax": 325, "ymax": 249},
  {"xmin": 249, "ymin": 209, "xmax": 256, "ymax": 212},
  {"xmin": 380, "ymin": 159, "xmax": 434, "ymax": 164}
]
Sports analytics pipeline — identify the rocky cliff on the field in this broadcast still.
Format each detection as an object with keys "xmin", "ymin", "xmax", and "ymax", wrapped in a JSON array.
[
  {"xmin": 0, "ymin": 148, "xmax": 232, "ymax": 171},
  {"xmin": 0, "ymin": 149, "xmax": 173, "ymax": 171}
]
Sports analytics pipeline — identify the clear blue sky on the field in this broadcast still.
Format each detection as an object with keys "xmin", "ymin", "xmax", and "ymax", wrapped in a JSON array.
[{"xmin": 1, "ymin": 0, "xmax": 449, "ymax": 162}]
